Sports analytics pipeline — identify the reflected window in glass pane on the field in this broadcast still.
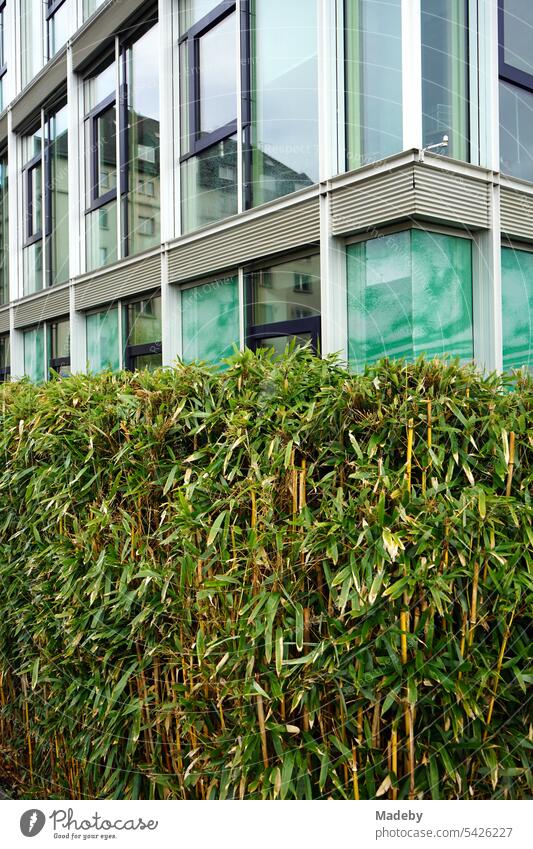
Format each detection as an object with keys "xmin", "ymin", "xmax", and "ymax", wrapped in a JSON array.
[
  {"xmin": 21, "ymin": 0, "xmax": 43, "ymax": 87},
  {"xmin": 24, "ymin": 326, "xmax": 45, "ymax": 383},
  {"xmin": 182, "ymin": 276, "xmax": 239, "ymax": 363},
  {"xmin": 47, "ymin": 105, "xmax": 69, "ymax": 285},
  {"xmin": 84, "ymin": 62, "xmax": 115, "ymax": 114},
  {"xmin": 181, "ymin": 135, "xmax": 238, "ymax": 232},
  {"xmin": 500, "ymin": 80, "xmax": 533, "ymax": 181},
  {"xmin": 347, "ymin": 231, "xmax": 473, "ymax": 370},
  {"xmin": 250, "ymin": 0, "xmax": 318, "ymax": 206},
  {"xmin": 179, "ymin": 0, "xmax": 219, "ymax": 33},
  {"xmin": 199, "ymin": 13, "xmax": 236, "ymax": 136},
  {"xmin": 125, "ymin": 24, "xmax": 160, "ymax": 256},
  {"xmin": 502, "ymin": 0, "xmax": 533, "ymax": 78},
  {"xmin": 255, "ymin": 333, "xmax": 312, "ymax": 356},
  {"xmin": 501, "ymin": 247, "xmax": 533, "ymax": 372},
  {"xmin": 421, "ymin": 0, "xmax": 469, "ymax": 161},
  {"xmin": 86, "ymin": 201, "xmax": 118, "ymax": 272},
  {"xmin": 23, "ymin": 242, "xmax": 43, "ymax": 296},
  {"xmin": 86, "ymin": 308, "xmax": 120, "ymax": 372},
  {"xmin": 126, "ymin": 296, "xmax": 162, "ymax": 346},
  {"xmin": 250, "ymin": 256, "xmax": 321, "ymax": 325},
  {"xmin": 96, "ymin": 106, "xmax": 117, "ymax": 196},
  {"xmin": 345, "ymin": 0, "xmax": 402, "ymax": 171}
]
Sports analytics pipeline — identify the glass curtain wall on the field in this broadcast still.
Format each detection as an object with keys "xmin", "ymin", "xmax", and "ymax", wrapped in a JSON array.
[
  {"xmin": 347, "ymin": 230, "xmax": 473, "ymax": 370},
  {"xmin": 86, "ymin": 308, "xmax": 120, "ymax": 372},
  {"xmin": 501, "ymin": 247, "xmax": 533, "ymax": 371},
  {"xmin": 0, "ymin": 2, "xmax": 7, "ymax": 112},
  {"xmin": 48, "ymin": 318, "xmax": 71, "ymax": 376},
  {"xmin": 24, "ymin": 326, "xmax": 45, "ymax": 383},
  {"xmin": 47, "ymin": 0, "xmax": 69, "ymax": 59},
  {"xmin": 180, "ymin": 2, "xmax": 238, "ymax": 232},
  {"xmin": 499, "ymin": 1, "xmax": 533, "ymax": 181},
  {"xmin": 248, "ymin": 0, "xmax": 319, "ymax": 206},
  {"xmin": 0, "ymin": 332, "xmax": 9, "ymax": 381},
  {"xmin": 22, "ymin": 127, "xmax": 44, "ymax": 295},
  {"xmin": 345, "ymin": 0, "xmax": 403, "ymax": 171},
  {"xmin": 421, "ymin": 0, "xmax": 470, "ymax": 161},
  {"xmin": 21, "ymin": 0, "xmax": 44, "ymax": 87},
  {"xmin": 0, "ymin": 152, "xmax": 7, "ymax": 305},
  {"xmin": 124, "ymin": 294, "xmax": 162, "ymax": 370},
  {"xmin": 181, "ymin": 277, "xmax": 239, "ymax": 363},
  {"xmin": 47, "ymin": 105, "xmax": 69, "ymax": 285}
]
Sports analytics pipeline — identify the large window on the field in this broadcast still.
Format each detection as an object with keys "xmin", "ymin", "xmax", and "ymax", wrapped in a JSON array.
[
  {"xmin": 246, "ymin": 255, "xmax": 321, "ymax": 353},
  {"xmin": 22, "ymin": 104, "xmax": 69, "ymax": 295},
  {"xmin": 499, "ymin": 1, "xmax": 533, "ymax": 181},
  {"xmin": 86, "ymin": 307, "xmax": 120, "ymax": 372},
  {"xmin": 21, "ymin": 0, "xmax": 44, "ymax": 88},
  {"xmin": 124, "ymin": 294, "xmax": 162, "ymax": 371},
  {"xmin": 83, "ymin": 0, "xmax": 106, "ymax": 19},
  {"xmin": 84, "ymin": 19, "xmax": 160, "ymax": 272},
  {"xmin": 0, "ymin": 332, "xmax": 9, "ymax": 382},
  {"xmin": 347, "ymin": 230, "xmax": 473, "ymax": 370},
  {"xmin": 0, "ymin": 151, "xmax": 8, "ymax": 305},
  {"xmin": 421, "ymin": 0, "xmax": 469, "ymax": 161},
  {"xmin": 181, "ymin": 276, "xmax": 239, "ymax": 363},
  {"xmin": 345, "ymin": 0, "xmax": 403, "ymax": 171},
  {"xmin": 46, "ymin": 0, "xmax": 69, "ymax": 59},
  {"xmin": 248, "ymin": 0, "xmax": 319, "ymax": 206},
  {"xmin": 501, "ymin": 247, "xmax": 533, "ymax": 371},
  {"xmin": 179, "ymin": 1, "xmax": 238, "ymax": 232},
  {"xmin": 48, "ymin": 318, "xmax": 71, "ymax": 377},
  {"xmin": 24, "ymin": 326, "xmax": 45, "ymax": 383}
]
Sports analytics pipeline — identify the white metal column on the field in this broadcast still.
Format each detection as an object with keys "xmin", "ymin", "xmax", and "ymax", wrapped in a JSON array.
[{"xmin": 402, "ymin": 0, "xmax": 422, "ymax": 152}]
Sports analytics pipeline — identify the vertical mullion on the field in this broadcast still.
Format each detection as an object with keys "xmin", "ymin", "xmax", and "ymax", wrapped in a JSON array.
[
  {"xmin": 402, "ymin": 0, "xmax": 422, "ymax": 152},
  {"xmin": 40, "ymin": 107, "xmax": 47, "ymax": 290},
  {"xmin": 236, "ymin": 0, "xmax": 243, "ymax": 214},
  {"xmin": 114, "ymin": 36, "xmax": 122, "ymax": 261}
]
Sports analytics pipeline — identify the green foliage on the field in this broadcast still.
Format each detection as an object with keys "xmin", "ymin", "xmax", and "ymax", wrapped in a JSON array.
[{"xmin": 0, "ymin": 351, "xmax": 531, "ymax": 800}]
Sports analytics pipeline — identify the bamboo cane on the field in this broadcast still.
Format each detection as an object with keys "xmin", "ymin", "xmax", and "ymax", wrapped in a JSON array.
[
  {"xmin": 505, "ymin": 432, "xmax": 515, "ymax": 497},
  {"xmin": 484, "ymin": 608, "xmax": 516, "ymax": 739},
  {"xmin": 351, "ymin": 745, "xmax": 359, "ymax": 800}
]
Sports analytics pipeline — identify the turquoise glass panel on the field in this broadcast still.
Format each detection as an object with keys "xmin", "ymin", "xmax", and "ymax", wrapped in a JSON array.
[
  {"xmin": 501, "ymin": 247, "xmax": 533, "ymax": 371},
  {"xmin": 86, "ymin": 308, "xmax": 120, "ymax": 373},
  {"xmin": 181, "ymin": 276, "xmax": 239, "ymax": 363},
  {"xmin": 347, "ymin": 231, "xmax": 473, "ymax": 369},
  {"xmin": 24, "ymin": 327, "xmax": 45, "ymax": 383}
]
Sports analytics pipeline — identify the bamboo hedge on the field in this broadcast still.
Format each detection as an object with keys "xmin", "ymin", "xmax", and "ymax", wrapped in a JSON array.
[{"xmin": 0, "ymin": 350, "xmax": 531, "ymax": 800}]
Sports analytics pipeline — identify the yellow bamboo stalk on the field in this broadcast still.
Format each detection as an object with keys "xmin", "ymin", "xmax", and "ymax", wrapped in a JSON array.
[
  {"xmin": 458, "ymin": 611, "xmax": 468, "ymax": 681},
  {"xmin": 255, "ymin": 687, "xmax": 269, "ymax": 769},
  {"xmin": 299, "ymin": 459, "xmax": 307, "ymax": 509},
  {"xmin": 406, "ymin": 418, "xmax": 414, "ymax": 494},
  {"xmin": 468, "ymin": 562, "xmax": 480, "ymax": 648},
  {"xmin": 484, "ymin": 608, "xmax": 516, "ymax": 739},
  {"xmin": 505, "ymin": 431, "xmax": 515, "ymax": 497},
  {"xmin": 391, "ymin": 727, "xmax": 398, "ymax": 800},
  {"xmin": 407, "ymin": 704, "xmax": 415, "ymax": 799},
  {"xmin": 251, "ymin": 490, "xmax": 257, "ymax": 528},
  {"xmin": 351, "ymin": 745, "xmax": 359, "ymax": 800},
  {"xmin": 400, "ymin": 610, "xmax": 408, "ymax": 665}
]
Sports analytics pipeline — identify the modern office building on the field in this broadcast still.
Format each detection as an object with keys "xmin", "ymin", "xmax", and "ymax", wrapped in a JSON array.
[{"xmin": 0, "ymin": 0, "xmax": 531, "ymax": 382}]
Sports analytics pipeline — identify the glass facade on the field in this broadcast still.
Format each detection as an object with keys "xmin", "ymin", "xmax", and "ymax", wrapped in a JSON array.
[
  {"xmin": 21, "ymin": 0, "xmax": 44, "ymax": 88},
  {"xmin": 249, "ymin": 0, "xmax": 319, "ymax": 205},
  {"xmin": 345, "ymin": 0, "xmax": 403, "ymax": 170},
  {"xmin": 347, "ymin": 230, "xmax": 473, "ymax": 370},
  {"xmin": 182, "ymin": 277, "xmax": 239, "ymax": 363},
  {"xmin": 0, "ymin": 2, "xmax": 6, "ymax": 112},
  {"xmin": 83, "ymin": 0, "xmax": 106, "ymax": 19},
  {"xmin": 24, "ymin": 327, "xmax": 45, "ymax": 383},
  {"xmin": 47, "ymin": 105, "xmax": 69, "ymax": 286},
  {"xmin": 501, "ymin": 247, "xmax": 533, "ymax": 371},
  {"xmin": 124, "ymin": 295, "xmax": 162, "ymax": 371},
  {"xmin": 421, "ymin": 0, "xmax": 469, "ymax": 161},
  {"xmin": 499, "ymin": 1, "xmax": 533, "ymax": 181},
  {"xmin": 47, "ymin": 0, "xmax": 69, "ymax": 59},
  {"xmin": 86, "ymin": 308, "xmax": 120, "ymax": 372},
  {"xmin": 48, "ymin": 318, "xmax": 71, "ymax": 377},
  {"xmin": 0, "ymin": 152, "xmax": 7, "ymax": 305},
  {"xmin": 0, "ymin": 332, "xmax": 9, "ymax": 381}
]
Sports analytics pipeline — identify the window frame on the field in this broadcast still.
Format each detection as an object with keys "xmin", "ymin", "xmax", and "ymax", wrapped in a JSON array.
[
  {"xmin": 0, "ymin": 331, "xmax": 9, "ymax": 382},
  {"xmin": 85, "ymin": 91, "xmax": 120, "ymax": 213},
  {"xmin": 123, "ymin": 291, "xmax": 162, "ymax": 372},
  {"xmin": 0, "ymin": 2, "xmax": 7, "ymax": 81},
  {"xmin": 48, "ymin": 317, "xmax": 71, "ymax": 377},
  {"xmin": 23, "ymin": 152, "xmax": 44, "ymax": 248},
  {"xmin": 179, "ymin": 0, "xmax": 245, "ymax": 163},
  {"xmin": 46, "ymin": 0, "xmax": 68, "ymax": 61},
  {"xmin": 498, "ymin": 0, "xmax": 533, "ymax": 91}
]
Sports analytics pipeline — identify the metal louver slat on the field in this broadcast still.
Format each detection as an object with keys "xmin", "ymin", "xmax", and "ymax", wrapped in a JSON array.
[
  {"xmin": 0, "ymin": 308, "xmax": 9, "ymax": 334},
  {"xmin": 500, "ymin": 187, "xmax": 533, "ymax": 241},
  {"xmin": 74, "ymin": 254, "xmax": 161, "ymax": 311},
  {"xmin": 414, "ymin": 167, "xmax": 490, "ymax": 229},
  {"xmin": 331, "ymin": 170, "xmax": 415, "ymax": 235},
  {"xmin": 14, "ymin": 286, "xmax": 70, "ymax": 329}
]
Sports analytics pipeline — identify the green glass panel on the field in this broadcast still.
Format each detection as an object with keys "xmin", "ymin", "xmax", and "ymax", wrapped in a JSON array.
[
  {"xmin": 21, "ymin": 0, "xmax": 43, "ymax": 87},
  {"xmin": 86, "ymin": 308, "xmax": 120, "ymax": 373},
  {"xmin": 125, "ymin": 24, "xmax": 161, "ymax": 256},
  {"xmin": 250, "ymin": 0, "xmax": 318, "ymax": 206},
  {"xmin": 47, "ymin": 105, "xmax": 69, "ymax": 285},
  {"xmin": 347, "ymin": 231, "xmax": 473, "ymax": 370},
  {"xmin": 86, "ymin": 201, "xmax": 118, "ymax": 272},
  {"xmin": 24, "ymin": 327, "xmax": 45, "ymax": 383},
  {"xmin": 345, "ymin": 0, "xmax": 403, "ymax": 170},
  {"xmin": 181, "ymin": 136, "xmax": 238, "ymax": 233},
  {"xmin": 182, "ymin": 276, "xmax": 239, "ymax": 363},
  {"xmin": 256, "ymin": 333, "xmax": 312, "ymax": 356},
  {"xmin": 0, "ymin": 333, "xmax": 10, "ymax": 369},
  {"xmin": 421, "ymin": 0, "xmax": 469, "ymax": 161},
  {"xmin": 500, "ymin": 81, "xmax": 533, "ymax": 182},
  {"xmin": 23, "ymin": 242, "xmax": 43, "ymax": 296},
  {"xmin": 130, "ymin": 352, "xmax": 162, "ymax": 371},
  {"xmin": 49, "ymin": 318, "xmax": 70, "ymax": 360},
  {"xmin": 502, "ymin": 0, "xmax": 533, "ymax": 77},
  {"xmin": 126, "ymin": 296, "xmax": 162, "ymax": 346},
  {"xmin": 250, "ymin": 255, "xmax": 321, "ymax": 325},
  {"xmin": 0, "ymin": 155, "xmax": 8, "ymax": 305},
  {"xmin": 501, "ymin": 247, "xmax": 533, "ymax": 372}
]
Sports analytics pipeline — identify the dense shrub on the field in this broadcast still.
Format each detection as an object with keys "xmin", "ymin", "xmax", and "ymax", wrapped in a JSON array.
[{"xmin": 0, "ymin": 351, "xmax": 531, "ymax": 799}]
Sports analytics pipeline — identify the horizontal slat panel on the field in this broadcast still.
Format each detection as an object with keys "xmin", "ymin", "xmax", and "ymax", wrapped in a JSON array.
[
  {"xmin": 11, "ymin": 50, "xmax": 67, "ymax": 132},
  {"xmin": 14, "ymin": 286, "xmax": 70, "ymax": 329},
  {"xmin": 500, "ymin": 187, "xmax": 533, "ymax": 241},
  {"xmin": 75, "ymin": 253, "xmax": 161, "ymax": 310},
  {"xmin": 0, "ymin": 308, "xmax": 9, "ymax": 334},
  {"xmin": 331, "ymin": 169, "xmax": 415, "ymax": 235},
  {"xmin": 414, "ymin": 166, "xmax": 490, "ymax": 229},
  {"xmin": 168, "ymin": 198, "xmax": 320, "ymax": 283}
]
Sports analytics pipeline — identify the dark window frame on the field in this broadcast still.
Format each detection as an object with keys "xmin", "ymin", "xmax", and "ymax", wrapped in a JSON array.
[
  {"xmin": 48, "ymin": 316, "xmax": 70, "ymax": 377},
  {"xmin": 0, "ymin": 2, "xmax": 7, "ymax": 81},
  {"xmin": 179, "ymin": 0, "xmax": 249, "ymax": 164},
  {"xmin": 23, "ymin": 152, "xmax": 44, "ymax": 247},
  {"xmin": 123, "ymin": 291, "xmax": 162, "ymax": 372},
  {"xmin": 46, "ymin": 0, "xmax": 68, "ymax": 61},
  {"xmin": 498, "ymin": 0, "xmax": 533, "ymax": 91},
  {"xmin": 86, "ymin": 92, "xmax": 119, "ymax": 213}
]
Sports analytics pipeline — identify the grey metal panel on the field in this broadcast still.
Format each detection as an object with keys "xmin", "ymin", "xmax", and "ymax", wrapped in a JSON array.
[
  {"xmin": 75, "ymin": 253, "xmax": 161, "ymax": 310},
  {"xmin": 0, "ymin": 111, "xmax": 7, "ymax": 146},
  {"xmin": 0, "ymin": 308, "xmax": 9, "ymax": 334},
  {"xmin": 414, "ymin": 166, "xmax": 490, "ymax": 229},
  {"xmin": 330, "ymin": 169, "xmax": 415, "ymax": 236},
  {"xmin": 167, "ymin": 198, "xmax": 321, "ymax": 283},
  {"xmin": 11, "ymin": 50, "xmax": 68, "ymax": 132},
  {"xmin": 14, "ymin": 286, "xmax": 70, "ymax": 329},
  {"xmin": 72, "ymin": 0, "xmax": 154, "ymax": 71},
  {"xmin": 500, "ymin": 187, "xmax": 533, "ymax": 241}
]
